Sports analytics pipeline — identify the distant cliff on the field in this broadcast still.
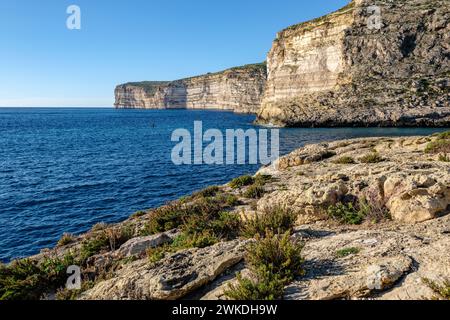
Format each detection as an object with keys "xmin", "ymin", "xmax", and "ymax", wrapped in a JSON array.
[
  {"xmin": 115, "ymin": 63, "xmax": 267, "ymax": 114},
  {"xmin": 257, "ymin": 0, "xmax": 450, "ymax": 126}
]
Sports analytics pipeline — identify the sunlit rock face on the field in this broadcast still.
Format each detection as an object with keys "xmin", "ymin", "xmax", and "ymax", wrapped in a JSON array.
[
  {"xmin": 114, "ymin": 64, "xmax": 267, "ymax": 114},
  {"xmin": 258, "ymin": 0, "xmax": 450, "ymax": 127}
]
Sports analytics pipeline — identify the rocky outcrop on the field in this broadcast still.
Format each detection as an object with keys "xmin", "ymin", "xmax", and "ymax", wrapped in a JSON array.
[
  {"xmin": 114, "ymin": 63, "xmax": 267, "ymax": 114},
  {"xmin": 258, "ymin": 0, "xmax": 450, "ymax": 127},
  {"xmin": 259, "ymin": 135, "xmax": 450, "ymax": 224}
]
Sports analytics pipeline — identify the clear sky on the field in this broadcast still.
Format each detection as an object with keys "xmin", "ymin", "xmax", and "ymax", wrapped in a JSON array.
[{"xmin": 0, "ymin": 0, "xmax": 350, "ymax": 107}]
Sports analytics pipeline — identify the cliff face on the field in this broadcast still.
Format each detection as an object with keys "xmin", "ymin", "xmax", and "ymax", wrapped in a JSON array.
[
  {"xmin": 115, "ymin": 63, "xmax": 267, "ymax": 114},
  {"xmin": 258, "ymin": 0, "xmax": 450, "ymax": 126}
]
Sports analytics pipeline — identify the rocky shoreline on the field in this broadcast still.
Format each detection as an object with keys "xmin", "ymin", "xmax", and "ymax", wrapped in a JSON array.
[{"xmin": 1, "ymin": 132, "xmax": 449, "ymax": 300}]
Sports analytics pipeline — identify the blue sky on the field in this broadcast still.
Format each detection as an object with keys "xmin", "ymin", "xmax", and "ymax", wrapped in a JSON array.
[{"xmin": 0, "ymin": 0, "xmax": 349, "ymax": 107}]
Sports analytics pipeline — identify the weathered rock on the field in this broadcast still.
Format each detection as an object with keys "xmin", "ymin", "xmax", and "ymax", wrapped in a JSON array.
[
  {"xmin": 117, "ymin": 230, "xmax": 178, "ymax": 258},
  {"xmin": 115, "ymin": 63, "xmax": 267, "ymax": 114},
  {"xmin": 258, "ymin": 136, "xmax": 450, "ymax": 223},
  {"xmin": 81, "ymin": 240, "xmax": 248, "ymax": 300},
  {"xmin": 257, "ymin": 0, "xmax": 450, "ymax": 127}
]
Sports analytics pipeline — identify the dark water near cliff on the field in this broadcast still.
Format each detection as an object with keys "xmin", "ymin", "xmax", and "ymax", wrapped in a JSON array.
[{"xmin": 0, "ymin": 108, "xmax": 447, "ymax": 262}]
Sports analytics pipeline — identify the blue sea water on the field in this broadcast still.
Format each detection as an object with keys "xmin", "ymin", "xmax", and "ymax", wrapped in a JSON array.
[{"xmin": 0, "ymin": 107, "xmax": 447, "ymax": 262}]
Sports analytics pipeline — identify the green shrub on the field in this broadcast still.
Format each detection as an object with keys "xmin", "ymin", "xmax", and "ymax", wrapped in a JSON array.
[
  {"xmin": 194, "ymin": 186, "xmax": 220, "ymax": 198},
  {"xmin": 225, "ymin": 232, "xmax": 304, "ymax": 300},
  {"xmin": 437, "ymin": 131, "xmax": 450, "ymax": 140},
  {"xmin": 254, "ymin": 174, "xmax": 273, "ymax": 186},
  {"xmin": 241, "ymin": 207, "xmax": 298, "ymax": 238},
  {"xmin": 243, "ymin": 185, "xmax": 265, "ymax": 199},
  {"xmin": 425, "ymin": 140, "xmax": 450, "ymax": 154},
  {"xmin": 320, "ymin": 151, "xmax": 337, "ymax": 160},
  {"xmin": 0, "ymin": 254, "xmax": 76, "ymax": 300},
  {"xmin": 336, "ymin": 247, "xmax": 360, "ymax": 258},
  {"xmin": 57, "ymin": 233, "xmax": 75, "ymax": 247},
  {"xmin": 229, "ymin": 175, "xmax": 255, "ymax": 189},
  {"xmin": 423, "ymin": 278, "xmax": 450, "ymax": 300},
  {"xmin": 80, "ymin": 225, "xmax": 134, "ymax": 262},
  {"xmin": 327, "ymin": 200, "xmax": 370, "ymax": 225},
  {"xmin": 359, "ymin": 153, "xmax": 384, "ymax": 164},
  {"xmin": 333, "ymin": 156, "xmax": 355, "ymax": 165},
  {"xmin": 438, "ymin": 154, "xmax": 450, "ymax": 162},
  {"xmin": 80, "ymin": 235, "xmax": 110, "ymax": 262}
]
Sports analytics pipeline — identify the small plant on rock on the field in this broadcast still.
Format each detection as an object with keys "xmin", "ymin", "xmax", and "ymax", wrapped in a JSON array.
[
  {"xmin": 241, "ymin": 207, "xmax": 298, "ymax": 238},
  {"xmin": 327, "ymin": 200, "xmax": 370, "ymax": 225},
  {"xmin": 333, "ymin": 156, "xmax": 356, "ymax": 165},
  {"xmin": 243, "ymin": 185, "xmax": 265, "ymax": 199},
  {"xmin": 359, "ymin": 153, "xmax": 384, "ymax": 164},
  {"xmin": 224, "ymin": 231, "xmax": 304, "ymax": 300},
  {"xmin": 423, "ymin": 278, "xmax": 450, "ymax": 300}
]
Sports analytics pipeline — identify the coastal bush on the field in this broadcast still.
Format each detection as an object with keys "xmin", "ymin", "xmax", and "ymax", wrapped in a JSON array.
[
  {"xmin": 320, "ymin": 151, "xmax": 337, "ymax": 160},
  {"xmin": 333, "ymin": 156, "xmax": 356, "ymax": 165},
  {"xmin": 425, "ymin": 140, "xmax": 450, "ymax": 154},
  {"xmin": 146, "ymin": 204, "xmax": 241, "ymax": 263},
  {"xmin": 241, "ymin": 207, "xmax": 298, "ymax": 238},
  {"xmin": 57, "ymin": 233, "xmax": 75, "ymax": 247},
  {"xmin": 229, "ymin": 175, "xmax": 254, "ymax": 189},
  {"xmin": 254, "ymin": 174, "xmax": 273, "ymax": 186},
  {"xmin": 336, "ymin": 247, "xmax": 360, "ymax": 258},
  {"xmin": 243, "ymin": 185, "xmax": 265, "ymax": 199},
  {"xmin": 194, "ymin": 186, "xmax": 220, "ymax": 198},
  {"xmin": 438, "ymin": 154, "xmax": 450, "ymax": 162},
  {"xmin": 131, "ymin": 210, "xmax": 147, "ymax": 219},
  {"xmin": 327, "ymin": 200, "xmax": 370, "ymax": 225},
  {"xmin": 79, "ymin": 225, "xmax": 134, "ymax": 261},
  {"xmin": 0, "ymin": 254, "xmax": 76, "ymax": 300},
  {"xmin": 225, "ymin": 231, "xmax": 304, "ymax": 300},
  {"xmin": 359, "ymin": 153, "xmax": 384, "ymax": 164},
  {"xmin": 423, "ymin": 278, "xmax": 450, "ymax": 300},
  {"xmin": 437, "ymin": 131, "xmax": 450, "ymax": 140}
]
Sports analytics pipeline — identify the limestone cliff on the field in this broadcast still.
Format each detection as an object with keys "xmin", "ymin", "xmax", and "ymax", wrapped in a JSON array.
[
  {"xmin": 258, "ymin": 0, "xmax": 450, "ymax": 127},
  {"xmin": 115, "ymin": 63, "xmax": 267, "ymax": 114}
]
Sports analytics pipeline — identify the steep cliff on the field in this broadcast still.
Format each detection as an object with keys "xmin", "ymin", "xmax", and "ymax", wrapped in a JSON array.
[
  {"xmin": 258, "ymin": 0, "xmax": 450, "ymax": 127},
  {"xmin": 115, "ymin": 63, "xmax": 267, "ymax": 114}
]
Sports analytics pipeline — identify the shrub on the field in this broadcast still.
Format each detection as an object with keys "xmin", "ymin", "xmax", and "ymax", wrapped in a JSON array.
[
  {"xmin": 254, "ymin": 174, "xmax": 273, "ymax": 186},
  {"xmin": 79, "ymin": 225, "xmax": 134, "ymax": 262},
  {"xmin": 80, "ymin": 235, "xmax": 110, "ymax": 262},
  {"xmin": 0, "ymin": 254, "xmax": 76, "ymax": 300},
  {"xmin": 425, "ymin": 140, "xmax": 450, "ymax": 154},
  {"xmin": 229, "ymin": 175, "xmax": 254, "ymax": 189},
  {"xmin": 437, "ymin": 131, "xmax": 450, "ymax": 140},
  {"xmin": 225, "ymin": 232, "xmax": 304, "ymax": 300},
  {"xmin": 320, "ymin": 151, "xmax": 337, "ymax": 160},
  {"xmin": 241, "ymin": 207, "xmax": 298, "ymax": 238},
  {"xmin": 131, "ymin": 210, "xmax": 147, "ymax": 218},
  {"xmin": 333, "ymin": 156, "xmax": 355, "ymax": 165},
  {"xmin": 423, "ymin": 278, "xmax": 450, "ymax": 300},
  {"xmin": 57, "ymin": 233, "xmax": 75, "ymax": 247},
  {"xmin": 194, "ymin": 186, "xmax": 220, "ymax": 198},
  {"xmin": 359, "ymin": 153, "xmax": 384, "ymax": 164},
  {"xmin": 327, "ymin": 200, "xmax": 370, "ymax": 225},
  {"xmin": 336, "ymin": 247, "xmax": 360, "ymax": 258},
  {"xmin": 243, "ymin": 185, "xmax": 265, "ymax": 199},
  {"xmin": 438, "ymin": 154, "xmax": 450, "ymax": 162}
]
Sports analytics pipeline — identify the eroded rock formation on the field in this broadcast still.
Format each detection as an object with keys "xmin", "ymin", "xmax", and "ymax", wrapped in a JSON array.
[{"xmin": 257, "ymin": 0, "xmax": 450, "ymax": 126}]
